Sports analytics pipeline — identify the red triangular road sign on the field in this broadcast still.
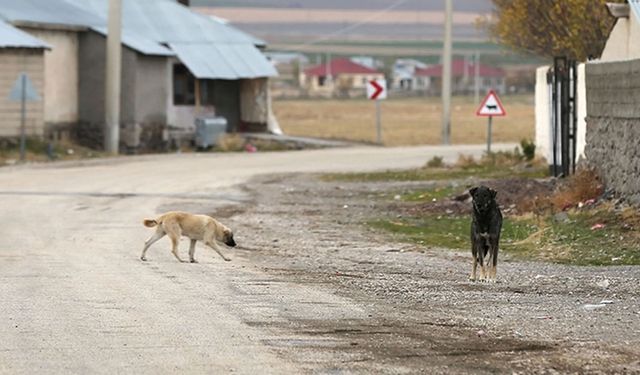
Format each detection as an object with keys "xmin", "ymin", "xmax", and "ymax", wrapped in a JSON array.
[{"xmin": 476, "ymin": 90, "xmax": 506, "ymax": 117}]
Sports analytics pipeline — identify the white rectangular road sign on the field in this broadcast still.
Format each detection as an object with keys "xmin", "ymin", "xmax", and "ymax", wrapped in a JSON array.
[{"xmin": 367, "ymin": 79, "xmax": 387, "ymax": 100}]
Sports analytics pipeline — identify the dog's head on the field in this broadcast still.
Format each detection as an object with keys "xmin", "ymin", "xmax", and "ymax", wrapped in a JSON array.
[
  {"xmin": 222, "ymin": 227, "xmax": 237, "ymax": 247},
  {"xmin": 469, "ymin": 186, "xmax": 497, "ymax": 214}
]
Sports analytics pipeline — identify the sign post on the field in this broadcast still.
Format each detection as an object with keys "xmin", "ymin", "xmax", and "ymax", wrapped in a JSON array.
[
  {"xmin": 367, "ymin": 79, "xmax": 387, "ymax": 144},
  {"xmin": 475, "ymin": 90, "xmax": 506, "ymax": 153},
  {"xmin": 9, "ymin": 73, "xmax": 41, "ymax": 162}
]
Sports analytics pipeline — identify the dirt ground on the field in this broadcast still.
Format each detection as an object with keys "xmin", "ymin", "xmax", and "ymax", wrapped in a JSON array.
[{"xmin": 218, "ymin": 173, "xmax": 640, "ymax": 374}]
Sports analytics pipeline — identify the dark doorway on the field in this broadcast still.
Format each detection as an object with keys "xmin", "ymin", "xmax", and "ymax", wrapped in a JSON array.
[{"xmin": 210, "ymin": 80, "xmax": 240, "ymax": 132}]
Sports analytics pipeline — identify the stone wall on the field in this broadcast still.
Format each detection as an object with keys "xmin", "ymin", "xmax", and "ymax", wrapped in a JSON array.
[{"xmin": 585, "ymin": 59, "xmax": 640, "ymax": 204}]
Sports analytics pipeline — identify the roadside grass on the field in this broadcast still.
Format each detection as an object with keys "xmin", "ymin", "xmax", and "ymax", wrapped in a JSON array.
[
  {"xmin": 323, "ymin": 164, "xmax": 548, "ymax": 182},
  {"xmin": 0, "ymin": 138, "xmax": 105, "ymax": 165},
  {"xmin": 372, "ymin": 207, "xmax": 640, "ymax": 266},
  {"xmin": 323, "ymin": 148, "xmax": 548, "ymax": 182},
  {"xmin": 347, "ymin": 159, "xmax": 638, "ymax": 266},
  {"xmin": 369, "ymin": 214, "xmax": 538, "ymax": 251},
  {"xmin": 401, "ymin": 185, "xmax": 457, "ymax": 202},
  {"xmin": 274, "ymin": 95, "xmax": 534, "ymax": 146},
  {"xmin": 365, "ymin": 166, "xmax": 640, "ymax": 266},
  {"xmin": 0, "ymin": 134, "xmax": 299, "ymax": 167},
  {"xmin": 214, "ymin": 134, "xmax": 299, "ymax": 152}
]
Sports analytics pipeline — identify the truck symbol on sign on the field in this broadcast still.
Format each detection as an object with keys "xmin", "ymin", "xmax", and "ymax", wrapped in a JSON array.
[{"xmin": 486, "ymin": 104, "xmax": 497, "ymax": 110}]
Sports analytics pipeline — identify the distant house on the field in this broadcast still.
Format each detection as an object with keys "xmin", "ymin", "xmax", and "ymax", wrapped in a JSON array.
[
  {"xmin": 392, "ymin": 58, "xmax": 429, "ymax": 92},
  {"xmin": 0, "ymin": 1, "xmax": 104, "ymax": 140},
  {"xmin": 300, "ymin": 58, "xmax": 384, "ymax": 97},
  {"xmin": 415, "ymin": 59, "xmax": 506, "ymax": 95},
  {"xmin": 265, "ymin": 51, "xmax": 309, "ymax": 97},
  {"xmin": 0, "ymin": 0, "xmax": 278, "ymax": 150},
  {"xmin": 0, "ymin": 21, "xmax": 49, "ymax": 137}
]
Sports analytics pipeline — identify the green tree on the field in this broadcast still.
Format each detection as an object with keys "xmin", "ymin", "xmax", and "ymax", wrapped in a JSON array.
[{"xmin": 483, "ymin": 0, "xmax": 624, "ymax": 61}]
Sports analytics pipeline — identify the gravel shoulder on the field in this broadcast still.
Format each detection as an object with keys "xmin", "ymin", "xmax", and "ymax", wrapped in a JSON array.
[{"xmin": 221, "ymin": 173, "xmax": 640, "ymax": 374}]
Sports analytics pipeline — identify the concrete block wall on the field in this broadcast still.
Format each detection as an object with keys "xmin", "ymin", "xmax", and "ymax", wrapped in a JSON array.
[{"xmin": 585, "ymin": 59, "xmax": 640, "ymax": 204}]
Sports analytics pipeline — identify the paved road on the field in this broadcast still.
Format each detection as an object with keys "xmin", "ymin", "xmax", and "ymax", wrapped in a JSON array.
[{"xmin": 0, "ymin": 144, "xmax": 514, "ymax": 373}]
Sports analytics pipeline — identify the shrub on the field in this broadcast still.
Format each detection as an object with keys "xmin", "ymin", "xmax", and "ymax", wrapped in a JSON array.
[
  {"xmin": 425, "ymin": 156, "xmax": 444, "ymax": 168},
  {"xmin": 520, "ymin": 139, "xmax": 536, "ymax": 161}
]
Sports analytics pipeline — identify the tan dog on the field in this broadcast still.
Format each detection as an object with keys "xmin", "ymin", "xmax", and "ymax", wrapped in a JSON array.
[{"xmin": 140, "ymin": 211, "xmax": 236, "ymax": 263}]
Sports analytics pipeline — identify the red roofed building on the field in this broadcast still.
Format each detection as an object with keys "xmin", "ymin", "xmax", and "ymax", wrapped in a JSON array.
[
  {"xmin": 415, "ymin": 59, "xmax": 506, "ymax": 95},
  {"xmin": 300, "ymin": 58, "xmax": 385, "ymax": 97}
]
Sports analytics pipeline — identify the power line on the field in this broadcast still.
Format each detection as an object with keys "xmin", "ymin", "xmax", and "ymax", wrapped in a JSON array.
[{"xmin": 285, "ymin": 0, "xmax": 410, "ymax": 50}]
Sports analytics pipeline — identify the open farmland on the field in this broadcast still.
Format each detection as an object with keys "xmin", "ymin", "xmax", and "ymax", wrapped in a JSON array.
[{"xmin": 274, "ymin": 95, "xmax": 535, "ymax": 146}]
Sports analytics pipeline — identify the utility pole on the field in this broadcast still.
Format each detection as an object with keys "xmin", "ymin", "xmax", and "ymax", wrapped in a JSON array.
[
  {"xmin": 474, "ymin": 50, "xmax": 480, "ymax": 105},
  {"xmin": 441, "ymin": 0, "xmax": 453, "ymax": 145},
  {"xmin": 105, "ymin": 0, "xmax": 122, "ymax": 154}
]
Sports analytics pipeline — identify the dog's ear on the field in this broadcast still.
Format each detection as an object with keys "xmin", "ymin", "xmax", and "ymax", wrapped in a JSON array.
[
  {"xmin": 490, "ymin": 188, "xmax": 497, "ymax": 199},
  {"xmin": 469, "ymin": 187, "xmax": 478, "ymax": 198}
]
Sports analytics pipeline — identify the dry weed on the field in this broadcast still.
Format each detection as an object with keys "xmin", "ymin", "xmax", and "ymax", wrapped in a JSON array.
[{"xmin": 550, "ymin": 167, "xmax": 604, "ymax": 210}]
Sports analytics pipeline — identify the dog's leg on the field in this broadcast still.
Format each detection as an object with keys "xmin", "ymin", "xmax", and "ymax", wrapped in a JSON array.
[
  {"xmin": 469, "ymin": 256, "xmax": 477, "ymax": 281},
  {"xmin": 188, "ymin": 239, "xmax": 198, "ymax": 263},
  {"xmin": 207, "ymin": 241, "xmax": 231, "ymax": 262},
  {"xmin": 489, "ymin": 244, "xmax": 499, "ymax": 282},
  {"xmin": 140, "ymin": 229, "xmax": 166, "ymax": 261},
  {"xmin": 477, "ymin": 248, "xmax": 487, "ymax": 282},
  {"xmin": 168, "ymin": 233, "xmax": 185, "ymax": 263}
]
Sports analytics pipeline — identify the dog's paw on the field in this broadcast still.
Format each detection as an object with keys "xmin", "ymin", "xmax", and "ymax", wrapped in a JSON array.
[
  {"xmin": 140, "ymin": 257, "xmax": 147, "ymax": 262},
  {"xmin": 190, "ymin": 259, "xmax": 198, "ymax": 264}
]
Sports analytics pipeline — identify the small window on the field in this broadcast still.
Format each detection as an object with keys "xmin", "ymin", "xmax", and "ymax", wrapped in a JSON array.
[
  {"xmin": 173, "ymin": 64, "xmax": 195, "ymax": 105},
  {"xmin": 318, "ymin": 76, "xmax": 326, "ymax": 86}
]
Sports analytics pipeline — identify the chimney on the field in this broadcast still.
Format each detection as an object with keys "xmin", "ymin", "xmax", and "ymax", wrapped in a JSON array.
[{"xmin": 177, "ymin": 0, "xmax": 189, "ymax": 6}]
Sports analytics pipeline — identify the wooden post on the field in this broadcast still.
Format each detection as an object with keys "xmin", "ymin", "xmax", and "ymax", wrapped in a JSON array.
[
  {"xmin": 194, "ymin": 78, "xmax": 201, "ymax": 112},
  {"xmin": 19, "ymin": 74, "xmax": 26, "ymax": 162}
]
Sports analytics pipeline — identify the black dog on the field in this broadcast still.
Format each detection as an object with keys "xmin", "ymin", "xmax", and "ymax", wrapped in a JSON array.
[{"xmin": 469, "ymin": 186, "xmax": 502, "ymax": 282}]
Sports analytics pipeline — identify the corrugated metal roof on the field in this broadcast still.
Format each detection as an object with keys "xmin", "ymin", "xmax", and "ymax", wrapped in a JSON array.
[
  {"xmin": 67, "ymin": 0, "xmax": 275, "ymax": 79},
  {"xmin": 0, "ymin": 0, "xmax": 276, "ymax": 79},
  {"xmin": 0, "ymin": 20, "xmax": 50, "ymax": 49},
  {"xmin": 0, "ymin": 0, "xmax": 104, "ymax": 28},
  {"xmin": 169, "ymin": 43, "xmax": 277, "ymax": 79},
  {"xmin": 65, "ymin": 0, "xmax": 265, "ymax": 46},
  {"xmin": 91, "ymin": 26, "xmax": 174, "ymax": 56}
]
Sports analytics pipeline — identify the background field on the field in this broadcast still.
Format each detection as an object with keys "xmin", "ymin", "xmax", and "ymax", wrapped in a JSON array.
[{"xmin": 274, "ymin": 95, "xmax": 535, "ymax": 146}]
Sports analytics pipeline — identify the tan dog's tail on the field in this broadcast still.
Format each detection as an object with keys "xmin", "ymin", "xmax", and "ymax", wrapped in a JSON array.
[{"xmin": 143, "ymin": 219, "xmax": 158, "ymax": 227}]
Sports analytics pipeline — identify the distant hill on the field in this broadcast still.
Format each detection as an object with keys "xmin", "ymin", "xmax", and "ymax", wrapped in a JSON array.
[
  {"xmin": 191, "ymin": 0, "xmax": 494, "ymax": 12},
  {"xmin": 195, "ymin": 0, "xmax": 494, "ymax": 43}
]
